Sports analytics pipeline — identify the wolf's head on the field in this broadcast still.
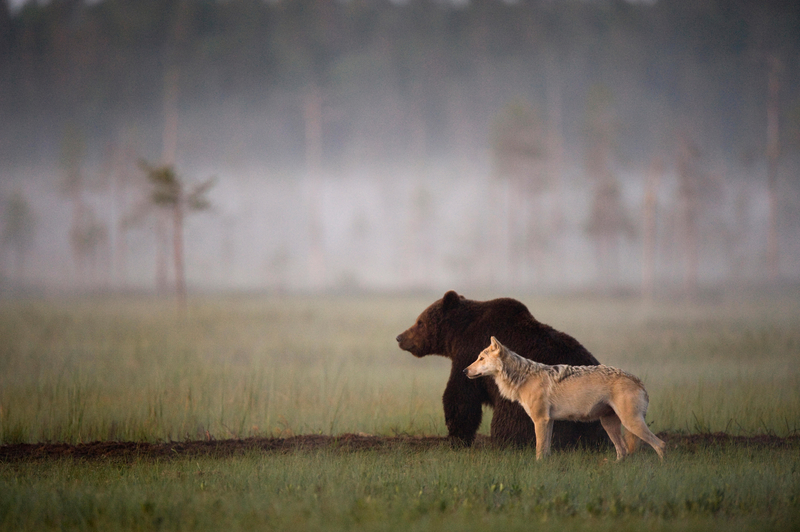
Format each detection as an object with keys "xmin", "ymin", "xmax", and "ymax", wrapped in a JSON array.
[{"xmin": 463, "ymin": 336, "xmax": 505, "ymax": 379}]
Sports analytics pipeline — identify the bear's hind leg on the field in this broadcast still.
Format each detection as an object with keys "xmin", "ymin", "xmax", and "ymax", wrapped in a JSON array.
[{"xmin": 490, "ymin": 400, "xmax": 536, "ymax": 447}]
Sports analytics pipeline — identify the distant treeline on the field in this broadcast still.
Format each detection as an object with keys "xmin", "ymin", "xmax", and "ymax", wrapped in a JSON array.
[{"xmin": 0, "ymin": 0, "xmax": 798, "ymax": 172}]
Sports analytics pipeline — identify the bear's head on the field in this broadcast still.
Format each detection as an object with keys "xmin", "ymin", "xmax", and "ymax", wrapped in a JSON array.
[{"xmin": 396, "ymin": 290, "xmax": 465, "ymax": 357}]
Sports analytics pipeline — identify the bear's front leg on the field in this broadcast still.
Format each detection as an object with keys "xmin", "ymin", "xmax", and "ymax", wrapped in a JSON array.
[
  {"xmin": 442, "ymin": 367, "xmax": 484, "ymax": 447},
  {"xmin": 490, "ymin": 399, "xmax": 537, "ymax": 447}
]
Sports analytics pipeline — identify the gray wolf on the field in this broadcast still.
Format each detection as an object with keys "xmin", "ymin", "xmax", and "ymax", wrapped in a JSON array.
[{"xmin": 464, "ymin": 336, "xmax": 666, "ymax": 460}]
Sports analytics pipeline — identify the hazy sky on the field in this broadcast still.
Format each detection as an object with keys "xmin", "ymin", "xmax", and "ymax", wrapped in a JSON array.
[{"xmin": 2, "ymin": 0, "xmax": 798, "ymax": 295}]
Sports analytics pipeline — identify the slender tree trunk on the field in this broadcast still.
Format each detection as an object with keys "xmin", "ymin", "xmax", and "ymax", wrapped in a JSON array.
[
  {"xmin": 13, "ymin": 243, "xmax": 25, "ymax": 288},
  {"xmin": 156, "ymin": 215, "xmax": 169, "ymax": 294},
  {"xmin": 162, "ymin": 68, "xmax": 179, "ymax": 167},
  {"xmin": 160, "ymin": 67, "xmax": 181, "ymax": 298},
  {"xmin": 546, "ymin": 52, "xmax": 565, "ymax": 236},
  {"xmin": 0, "ymin": 245, "xmax": 5, "ymax": 289},
  {"xmin": 70, "ymin": 194, "xmax": 87, "ymax": 290},
  {"xmin": 524, "ymin": 184, "xmax": 541, "ymax": 287},
  {"xmin": 642, "ymin": 157, "xmax": 662, "ymax": 300},
  {"xmin": 173, "ymin": 200, "xmax": 186, "ymax": 307},
  {"xmin": 766, "ymin": 56, "xmax": 781, "ymax": 281},
  {"xmin": 597, "ymin": 232, "xmax": 612, "ymax": 293},
  {"xmin": 677, "ymin": 188, "xmax": 698, "ymax": 299},
  {"xmin": 493, "ymin": 179, "xmax": 509, "ymax": 288},
  {"xmin": 304, "ymin": 84, "xmax": 325, "ymax": 289},
  {"xmin": 114, "ymin": 168, "xmax": 129, "ymax": 289},
  {"xmin": 547, "ymin": 136, "xmax": 564, "ymax": 287},
  {"xmin": 677, "ymin": 136, "xmax": 699, "ymax": 299},
  {"xmin": 509, "ymin": 181, "xmax": 521, "ymax": 284}
]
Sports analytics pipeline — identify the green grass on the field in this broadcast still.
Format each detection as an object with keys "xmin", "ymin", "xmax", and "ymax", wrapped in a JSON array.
[
  {"xmin": 0, "ymin": 295, "xmax": 452, "ymax": 443},
  {"xmin": 1, "ymin": 292, "xmax": 800, "ymax": 531},
  {"xmin": 2, "ymin": 445, "xmax": 799, "ymax": 531},
  {"xmin": 1, "ymin": 292, "xmax": 798, "ymax": 443}
]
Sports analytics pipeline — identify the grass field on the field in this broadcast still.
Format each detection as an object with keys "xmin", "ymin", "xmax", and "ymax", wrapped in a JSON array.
[
  {"xmin": 2, "ymin": 442, "xmax": 799, "ymax": 531},
  {"xmin": 1, "ymin": 291, "xmax": 799, "ymax": 530}
]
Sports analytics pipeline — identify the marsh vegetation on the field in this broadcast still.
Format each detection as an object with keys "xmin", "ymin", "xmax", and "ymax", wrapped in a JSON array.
[
  {"xmin": 1, "ymin": 293, "xmax": 799, "ymax": 530},
  {"xmin": 2, "ymin": 293, "xmax": 798, "ymax": 443}
]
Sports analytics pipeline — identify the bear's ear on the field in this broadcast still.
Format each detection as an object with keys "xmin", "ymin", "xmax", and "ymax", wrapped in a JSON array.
[{"xmin": 442, "ymin": 290, "xmax": 462, "ymax": 313}]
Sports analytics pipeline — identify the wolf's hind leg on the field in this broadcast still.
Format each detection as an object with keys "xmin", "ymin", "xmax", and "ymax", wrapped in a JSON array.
[
  {"xmin": 600, "ymin": 413, "xmax": 627, "ymax": 461},
  {"xmin": 620, "ymin": 415, "xmax": 666, "ymax": 460},
  {"xmin": 623, "ymin": 428, "xmax": 639, "ymax": 455}
]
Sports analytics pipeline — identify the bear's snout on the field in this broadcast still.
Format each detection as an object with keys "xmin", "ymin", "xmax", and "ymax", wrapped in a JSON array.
[
  {"xmin": 396, "ymin": 331, "xmax": 410, "ymax": 349},
  {"xmin": 396, "ymin": 328, "xmax": 429, "ymax": 358}
]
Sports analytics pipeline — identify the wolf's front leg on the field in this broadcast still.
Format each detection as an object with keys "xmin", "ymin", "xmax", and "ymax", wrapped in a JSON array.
[
  {"xmin": 600, "ymin": 414, "xmax": 627, "ymax": 461},
  {"xmin": 534, "ymin": 419, "xmax": 554, "ymax": 459}
]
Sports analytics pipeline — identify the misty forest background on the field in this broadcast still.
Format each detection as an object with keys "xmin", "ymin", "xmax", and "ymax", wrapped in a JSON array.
[{"xmin": 1, "ymin": 0, "xmax": 799, "ymax": 296}]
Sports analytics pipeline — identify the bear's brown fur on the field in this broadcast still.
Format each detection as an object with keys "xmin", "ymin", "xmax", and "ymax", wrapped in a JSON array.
[{"xmin": 396, "ymin": 290, "xmax": 607, "ymax": 448}]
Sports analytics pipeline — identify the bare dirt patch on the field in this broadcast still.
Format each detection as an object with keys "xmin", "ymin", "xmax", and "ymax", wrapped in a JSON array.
[
  {"xmin": 1, "ymin": 432, "xmax": 797, "ymax": 462},
  {"xmin": 0, "ymin": 434, "xmax": 453, "ymax": 462}
]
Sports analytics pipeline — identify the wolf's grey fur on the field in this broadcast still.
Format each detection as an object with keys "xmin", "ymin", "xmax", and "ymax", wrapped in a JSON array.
[{"xmin": 500, "ymin": 346, "xmax": 645, "ymax": 393}]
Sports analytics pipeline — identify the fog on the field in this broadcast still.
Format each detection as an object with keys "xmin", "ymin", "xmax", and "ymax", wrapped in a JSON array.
[{"xmin": 1, "ymin": 0, "xmax": 799, "ymax": 297}]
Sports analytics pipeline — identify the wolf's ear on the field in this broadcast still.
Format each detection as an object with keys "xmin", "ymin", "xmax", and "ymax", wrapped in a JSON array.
[
  {"xmin": 442, "ymin": 290, "xmax": 462, "ymax": 314},
  {"xmin": 490, "ymin": 336, "xmax": 499, "ymax": 349}
]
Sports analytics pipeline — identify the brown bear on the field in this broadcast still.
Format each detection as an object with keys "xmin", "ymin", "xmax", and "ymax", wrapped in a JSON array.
[{"xmin": 396, "ymin": 290, "xmax": 607, "ymax": 448}]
